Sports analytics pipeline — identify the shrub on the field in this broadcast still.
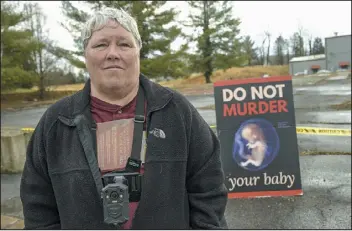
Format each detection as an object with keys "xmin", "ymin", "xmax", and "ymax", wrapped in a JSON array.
[{"xmin": 1, "ymin": 67, "xmax": 39, "ymax": 90}]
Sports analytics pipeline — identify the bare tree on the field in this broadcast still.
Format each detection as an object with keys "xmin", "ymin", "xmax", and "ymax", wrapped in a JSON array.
[
  {"xmin": 290, "ymin": 32, "xmax": 305, "ymax": 57},
  {"xmin": 296, "ymin": 24, "xmax": 307, "ymax": 56},
  {"xmin": 274, "ymin": 35, "xmax": 285, "ymax": 65},
  {"xmin": 284, "ymin": 39, "xmax": 291, "ymax": 64},
  {"xmin": 307, "ymin": 34, "xmax": 313, "ymax": 55},
  {"xmin": 23, "ymin": 3, "xmax": 57, "ymax": 99},
  {"xmin": 259, "ymin": 36, "xmax": 266, "ymax": 65},
  {"xmin": 264, "ymin": 31, "xmax": 271, "ymax": 65}
]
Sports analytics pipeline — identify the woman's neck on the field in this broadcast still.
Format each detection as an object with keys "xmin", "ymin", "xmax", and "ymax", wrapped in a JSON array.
[{"xmin": 90, "ymin": 82, "xmax": 139, "ymax": 107}]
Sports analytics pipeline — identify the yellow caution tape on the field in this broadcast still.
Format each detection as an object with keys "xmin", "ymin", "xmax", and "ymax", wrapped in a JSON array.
[
  {"xmin": 209, "ymin": 125, "xmax": 351, "ymax": 136},
  {"xmin": 22, "ymin": 126, "xmax": 351, "ymax": 136},
  {"xmin": 295, "ymin": 127, "xmax": 351, "ymax": 136},
  {"xmin": 21, "ymin": 128, "xmax": 35, "ymax": 132}
]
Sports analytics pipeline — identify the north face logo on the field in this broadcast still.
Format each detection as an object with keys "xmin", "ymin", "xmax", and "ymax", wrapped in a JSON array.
[{"xmin": 149, "ymin": 128, "xmax": 166, "ymax": 139}]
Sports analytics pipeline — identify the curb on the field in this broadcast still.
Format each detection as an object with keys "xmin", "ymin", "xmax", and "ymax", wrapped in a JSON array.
[
  {"xmin": 1, "ymin": 215, "xmax": 24, "ymax": 229},
  {"xmin": 18, "ymin": 126, "xmax": 352, "ymax": 136},
  {"xmin": 209, "ymin": 125, "xmax": 351, "ymax": 136}
]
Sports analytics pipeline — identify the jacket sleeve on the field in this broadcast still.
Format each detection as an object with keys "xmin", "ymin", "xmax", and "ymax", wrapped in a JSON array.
[
  {"xmin": 20, "ymin": 114, "xmax": 61, "ymax": 229},
  {"xmin": 186, "ymin": 104, "xmax": 229, "ymax": 229}
]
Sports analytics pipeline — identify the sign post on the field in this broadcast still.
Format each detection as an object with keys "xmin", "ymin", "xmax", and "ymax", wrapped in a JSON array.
[{"xmin": 214, "ymin": 76, "xmax": 303, "ymax": 198}]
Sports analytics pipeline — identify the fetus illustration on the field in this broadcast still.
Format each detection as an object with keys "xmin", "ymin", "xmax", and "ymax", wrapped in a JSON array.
[{"xmin": 240, "ymin": 123, "xmax": 267, "ymax": 167}]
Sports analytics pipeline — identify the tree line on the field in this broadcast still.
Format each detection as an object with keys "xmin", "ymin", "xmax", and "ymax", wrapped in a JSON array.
[
  {"xmin": 1, "ymin": 1, "xmax": 326, "ymax": 97},
  {"xmin": 1, "ymin": 1, "xmax": 84, "ymax": 98}
]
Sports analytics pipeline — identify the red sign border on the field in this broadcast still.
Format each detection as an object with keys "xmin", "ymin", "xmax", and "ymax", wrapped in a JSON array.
[
  {"xmin": 214, "ymin": 76, "xmax": 292, "ymax": 87},
  {"xmin": 228, "ymin": 189, "xmax": 303, "ymax": 199}
]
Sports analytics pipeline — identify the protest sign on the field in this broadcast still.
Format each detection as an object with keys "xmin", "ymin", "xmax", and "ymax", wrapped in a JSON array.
[{"xmin": 214, "ymin": 76, "xmax": 303, "ymax": 198}]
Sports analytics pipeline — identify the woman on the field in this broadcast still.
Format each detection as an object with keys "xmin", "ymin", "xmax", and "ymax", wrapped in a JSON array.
[{"xmin": 20, "ymin": 7, "xmax": 228, "ymax": 229}]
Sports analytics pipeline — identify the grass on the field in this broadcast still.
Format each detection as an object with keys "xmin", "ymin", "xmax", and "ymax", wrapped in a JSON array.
[
  {"xmin": 160, "ymin": 65, "xmax": 289, "ymax": 89},
  {"xmin": 1, "ymin": 84, "xmax": 85, "ymax": 94},
  {"xmin": 1, "ymin": 65, "xmax": 290, "ymax": 111},
  {"xmin": 1, "ymin": 90, "xmax": 76, "ymax": 110},
  {"xmin": 1, "ymin": 88, "xmax": 37, "ymax": 94},
  {"xmin": 329, "ymin": 100, "xmax": 351, "ymax": 110}
]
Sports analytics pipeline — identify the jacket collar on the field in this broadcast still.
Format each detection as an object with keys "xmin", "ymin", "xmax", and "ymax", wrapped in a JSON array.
[{"xmin": 71, "ymin": 73, "xmax": 174, "ymax": 117}]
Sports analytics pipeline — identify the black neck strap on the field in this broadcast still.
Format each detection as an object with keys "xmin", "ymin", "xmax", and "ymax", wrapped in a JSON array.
[{"xmin": 126, "ymin": 85, "xmax": 145, "ymax": 172}]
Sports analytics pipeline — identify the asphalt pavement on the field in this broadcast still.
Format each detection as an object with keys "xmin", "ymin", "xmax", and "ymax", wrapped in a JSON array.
[
  {"xmin": 224, "ymin": 155, "xmax": 351, "ymax": 229},
  {"xmin": 1, "ymin": 73, "xmax": 351, "ymax": 229},
  {"xmin": 1, "ymin": 155, "xmax": 351, "ymax": 229},
  {"xmin": 1, "ymin": 73, "xmax": 351, "ymax": 129}
]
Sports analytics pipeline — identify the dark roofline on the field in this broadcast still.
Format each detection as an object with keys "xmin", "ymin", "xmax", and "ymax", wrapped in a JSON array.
[
  {"xmin": 325, "ymin": 34, "xmax": 351, "ymax": 40},
  {"xmin": 289, "ymin": 58, "xmax": 326, "ymax": 63}
]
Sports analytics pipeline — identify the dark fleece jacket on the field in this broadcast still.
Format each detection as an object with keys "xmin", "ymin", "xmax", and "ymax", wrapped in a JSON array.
[{"xmin": 20, "ymin": 74, "xmax": 228, "ymax": 229}]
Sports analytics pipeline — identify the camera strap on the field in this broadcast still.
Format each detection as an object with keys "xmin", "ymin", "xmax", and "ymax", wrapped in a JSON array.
[{"xmin": 125, "ymin": 85, "xmax": 145, "ymax": 173}]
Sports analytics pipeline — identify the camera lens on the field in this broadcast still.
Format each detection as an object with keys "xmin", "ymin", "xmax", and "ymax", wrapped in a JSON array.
[{"xmin": 110, "ymin": 191, "xmax": 119, "ymax": 200}]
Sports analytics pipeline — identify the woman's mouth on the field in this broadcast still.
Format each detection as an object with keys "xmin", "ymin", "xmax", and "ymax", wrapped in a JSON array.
[{"xmin": 104, "ymin": 66, "xmax": 123, "ymax": 70}]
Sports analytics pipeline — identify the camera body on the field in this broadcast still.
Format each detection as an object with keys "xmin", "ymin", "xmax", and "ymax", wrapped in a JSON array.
[{"xmin": 101, "ymin": 171, "xmax": 142, "ymax": 226}]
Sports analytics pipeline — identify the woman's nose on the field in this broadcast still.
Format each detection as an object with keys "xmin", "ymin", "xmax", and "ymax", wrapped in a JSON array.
[{"xmin": 106, "ymin": 45, "xmax": 121, "ymax": 60}]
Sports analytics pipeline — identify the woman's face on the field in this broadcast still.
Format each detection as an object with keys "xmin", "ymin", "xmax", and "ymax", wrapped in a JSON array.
[{"xmin": 84, "ymin": 20, "xmax": 140, "ymax": 96}]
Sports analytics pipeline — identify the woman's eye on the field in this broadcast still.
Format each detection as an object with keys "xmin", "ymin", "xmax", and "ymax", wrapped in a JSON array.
[
  {"xmin": 120, "ymin": 43, "xmax": 131, "ymax": 47},
  {"xmin": 95, "ymin": 44, "xmax": 106, "ymax": 47}
]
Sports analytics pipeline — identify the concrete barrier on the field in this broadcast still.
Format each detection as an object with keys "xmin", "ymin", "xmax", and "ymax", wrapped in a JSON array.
[{"xmin": 1, "ymin": 128, "xmax": 33, "ymax": 174}]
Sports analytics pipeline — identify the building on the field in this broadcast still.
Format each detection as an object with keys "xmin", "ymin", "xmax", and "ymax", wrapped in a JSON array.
[
  {"xmin": 289, "ymin": 54, "xmax": 326, "ymax": 75},
  {"xmin": 325, "ymin": 34, "xmax": 351, "ymax": 71},
  {"xmin": 289, "ymin": 34, "xmax": 351, "ymax": 75}
]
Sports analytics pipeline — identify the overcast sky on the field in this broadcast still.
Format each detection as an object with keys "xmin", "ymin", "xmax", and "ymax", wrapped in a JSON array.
[
  {"xmin": 28, "ymin": 0, "xmax": 351, "ymax": 59},
  {"xmin": 32, "ymin": 1, "xmax": 351, "ymax": 50}
]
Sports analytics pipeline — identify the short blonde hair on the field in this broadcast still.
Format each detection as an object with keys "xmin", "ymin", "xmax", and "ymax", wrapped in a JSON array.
[{"xmin": 81, "ymin": 7, "xmax": 142, "ymax": 50}]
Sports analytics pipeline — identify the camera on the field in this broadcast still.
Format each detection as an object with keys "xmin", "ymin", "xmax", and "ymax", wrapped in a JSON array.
[{"xmin": 101, "ymin": 171, "xmax": 142, "ymax": 226}]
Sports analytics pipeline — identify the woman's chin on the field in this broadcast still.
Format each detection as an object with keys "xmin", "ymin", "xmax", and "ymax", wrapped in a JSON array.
[
  {"xmin": 103, "ymin": 83, "xmax": 125, "ymax": 92},
  {"xmin": 102, "ymin": 77, "xmax": 125, "ymax": 88}
]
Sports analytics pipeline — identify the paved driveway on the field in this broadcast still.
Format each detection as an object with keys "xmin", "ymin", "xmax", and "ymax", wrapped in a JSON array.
[{"xmin": 1, "ymin": 155, "xmax": 351, "ymax": 229}]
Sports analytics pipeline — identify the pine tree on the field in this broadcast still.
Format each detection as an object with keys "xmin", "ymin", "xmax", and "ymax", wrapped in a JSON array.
[
  {"xmin": 290, "ymin": 32, "xmax": 305, "ymax": 57},
  {"xmin": 60, "ymin": 1, "xmax": 188, "ymax": 79},
  {"xmin": 312, "ymin": 37, "xmax": 325, "ymax": 55},
  {"xmin": 184, "ymin": 1, "xmax": 243, "ymax": 83},
  {"xmin": 242, "ymin": 36, "xmax": 257, "ymax": 66},
  {"xmin": 1, "ymin": 1, "xmax": 38, "ymax": 90},
  {"xmin": 274, "ymin": 35, "xmax": 285, "ymax": 65}
]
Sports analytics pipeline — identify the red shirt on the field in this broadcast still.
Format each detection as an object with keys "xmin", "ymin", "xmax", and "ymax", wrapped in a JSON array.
[
  {"xmin": 90, "ymin": 95, "xmax": 143, "ymax": 229},
  {"xmin": 91, "ymin": 95, "xmax": 137, "ymax": 123}
]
